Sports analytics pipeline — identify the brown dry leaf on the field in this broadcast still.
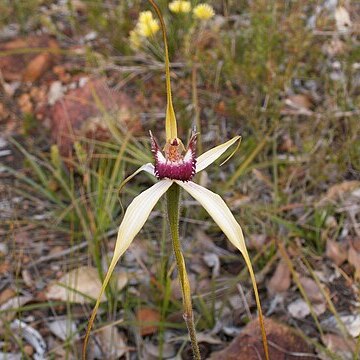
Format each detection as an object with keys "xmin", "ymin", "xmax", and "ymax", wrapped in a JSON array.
[
  {"xmin": 93, "ymin": 325, "xmax": 128, "ymax": 359},
  {"xmin": 171, "ymin": 273, "xmax": 196, "ymax": 299},
  {"xmin": 267, "ymin": 259, "xmax": 291, "ymax": 296},
  {"xmin": 22, "ymin": 269, "xmax": 34, "ymax": 288},
  {"xmin": 319, "ymin": 181, "xmax": 360, "ymax": 205},
  {"xmin": 348, "ymin": 244, "xmax": 360, "ymax": 280},
  {"xmin": 252, "ymin": 168, "xmax": 273, "ymax": 187},
  {"xmin": 18, "ymin": 93, "xmax": 33, "ymax": 113},
  {"xmin": 0, "ymin": 36, "xmax": 59, "ymax": 82},
  {"xmin": 22, "ymin": 52, "xmax": 52, "ymax": 82},
  {"xmin": 326, "ymin": 240, "xmax": 347, "ymax": 266},
  {"xmin": 136, "ymin": 308, "xmax": 161, "ymax": 336},
  {"xmin": 282, "ymin": 94, "xmax": 313, "ymax": 115},
  {"xmin": 208, "ymin": 318, "xmax": 315, "ymax": 360},
  {"xmin": 142, "ymin": 340, "xmax": 175, "ymax": 360},
  {"xmin": 0, "ymin": 288, "xmax": 16, "ymax": 305},
  {"xmin": 322, "ymin": 334, "xmax": 355, "ymax": 360},
  {"xmin": 48, "ymin": 319, "xmax": 79, "ymax": 341},
  {"xmin": 195, "ymin": 333, "xmax": 223, "ymax": 345},
  {"xmin": 45, "ymin": 266, "xmax": 127, "ymax": 304},
  {"xmin": 0, "ymin": 295, "xmax": 33, "ymax": 327},
  {"xmin": 352, "ymin": 238, "xmax": 360, "ymax": 252},
  {"xmin": 299, "ymin": 276, "xmax": 326, "ymax": 303},
  {"xmin": 323, "ymin": 38, "xmax": 346, "ymax": 57},
  {"xmin": 247, "ymin": 234, "xmax": 268, "ymax": 250}
]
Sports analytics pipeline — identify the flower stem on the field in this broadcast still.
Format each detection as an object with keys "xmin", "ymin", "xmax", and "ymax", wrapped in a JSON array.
[{"xmin": 166, "ymin": 183, "xmax": 201, "ymax": 360}]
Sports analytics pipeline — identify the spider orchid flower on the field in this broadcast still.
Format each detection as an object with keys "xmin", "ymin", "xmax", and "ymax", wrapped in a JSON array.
[{"xmin": 83, "ymin": 1, "xmax": 269, "ymax": 359}]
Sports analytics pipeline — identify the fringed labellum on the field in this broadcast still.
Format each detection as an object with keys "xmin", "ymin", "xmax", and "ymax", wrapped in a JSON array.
[{"xmin": 150, "ymin": 131, "xmax": 197, "ymax": 181}]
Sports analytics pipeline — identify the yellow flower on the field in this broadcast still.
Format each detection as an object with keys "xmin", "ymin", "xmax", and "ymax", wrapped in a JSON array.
[
  {"xmin": 137, "ymin": 10, "xmax": 160, "ymax": 37},
  {"xmin": 129, "ymin": 30, "xmax": 142, "ymax": 49},
  {"xmin": 138, "ymin": 10, "xmax": 154, "ymax": 23},
  {"xmin": 169, "ymin": 0, "xmax": 191, "ymax": 13},
  {"xmin": 193, "ymin": 3, "xmax": 215, "ymax": 20}
]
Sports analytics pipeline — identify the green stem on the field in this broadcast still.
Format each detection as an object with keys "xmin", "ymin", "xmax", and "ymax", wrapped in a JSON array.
[{"xmin": 166, "ymin": 183, "xmax": 201, "ymax": 360}]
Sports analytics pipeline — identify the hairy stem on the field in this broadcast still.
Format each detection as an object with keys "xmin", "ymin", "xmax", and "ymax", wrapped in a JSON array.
[{"xmin": 167, "ymin": 183, "xmax": 201, "ymax": 360}]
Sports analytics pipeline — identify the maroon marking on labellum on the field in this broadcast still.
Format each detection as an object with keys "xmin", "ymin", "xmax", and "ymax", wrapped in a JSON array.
[{"xmin": 150, "ymin": 132, "xmax": 197, "ymax": 181}]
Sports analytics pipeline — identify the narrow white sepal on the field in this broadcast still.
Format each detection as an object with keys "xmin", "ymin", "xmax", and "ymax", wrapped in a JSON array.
[
  {"xmin": 176, "ymin": 180, "xmax": 268, "ymax": 357},
  {"xmin": 196, "ymin": 136, "xmax": 241, "ymax": 173},
  {"xmin": 114, "ymin": 179, "xmax": 173, "ymax": 258},
  {"xmin": 176, "ymin": 180, "xmax": 248, "ymax": 256},
  {"xmin": 86, "ymin": 179, "xmax": 173, "ymax": 332}
]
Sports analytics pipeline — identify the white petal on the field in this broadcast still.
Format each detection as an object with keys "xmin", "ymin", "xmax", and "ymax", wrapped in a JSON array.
[
  {"xmin": 176, "ymin": 180, "xmax": 268, "ymax": 356},
  {"xmin": 84, "ymin": 179, "xmax": 173, "ymax": 346},
  {"xmin": 196, "ymin": 136, "xmax": 241, "ymax": 173},
  {"xmin": 114, "ymin": 179, "xmax": 172, "ymax": 258},
  {"xmin": 141, "ymin": 162, "xmax": 156, "ymax": 175},
  {"xmin": 119, "ymin": 163, "xmax": 155, "ymax": 193},
  {"xmin": 176, "ymin": 181, "xmax": 247, "ymax": 254}
]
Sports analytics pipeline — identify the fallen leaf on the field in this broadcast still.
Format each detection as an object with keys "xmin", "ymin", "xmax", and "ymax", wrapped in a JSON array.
[
  {"xmin": 48, "ymin": 319, "xmax": 79, "ymax": 341},
  {"xmin": 348, "ymin": 244, "xmax": 360, "ymax": 280},
  {"xmin": 319, "ymin": 181, "xmax": 360, "ymax": 205},
  {"xmin": 22, "ymin": 52, "xmax": 52, "ymax": 82},
  {"xmin": 136, "ymin": 308, "xmax": 161, "ymax": 336},
  {"xmin": 93, "ymin": 325, "xmax": 128, "ymax": 359},
  {"xmin": 299, "ymin": 276, "xmax": 326, "ymax": 303},
  {"xmin": 22, "ymin": 269, "xmax": 34, "ymax": 287},
  {"xmin": 323, "ymin": 38, "xmax": 346, "ymax": 57},
  {"xmin": 45, "ymin": 266, "xmax": 127, "ymax": 304},
  {"xmin": 335, "ymin": 7, "xmax": 352, "ymax": 32},
  {"xmin": 0, "ymin": 288, "xmax": 16, "ymax": 305},
  {"xmin": 322, "ymin": 334, "xmax": 355, "ymax": 360},
  {"xmin": 288, "ymin": 297, "xmax": 326, "ymax": 319},
  {"xmin": 288, "ymin": 298, "xmax": 311, "ymax": 319},
  {"xmin": 171, "ymin": 273, "xmax": 196, "ymax": 299},
  {"xmin": 208, "ymin": 318, "xmax": 315, "ymax": 360},
  {"xmin": 0, "ymin": 295, "xmax": 33, "ymax": 326},
  {"xmin": 267, "ymin": 260, "xmax": 291, "ymax": 296},
  {"xmin": 326, "ymin": 240, "xmax": 347, "ymax": 266},
  {"xmin": 0, "ymin": 36, "xmax": 59, "ymax": 81},
  {"xmin": 247, "ymin": 234, "xmax": 269, "ymax": 250},
  {"xmin": 142, "ymin": 340, "xmax": 175, "ymax": 360},
  {"xmin": 321, "ymin": 314, "xmax": 360, "ymax": 338},
  {"xmin": 196, "ymin": 333, "xmax": 223, "ymax": 344},
  {"xmin": 282, "ymin": 94, "xmax": 313, "ymax": 115}
]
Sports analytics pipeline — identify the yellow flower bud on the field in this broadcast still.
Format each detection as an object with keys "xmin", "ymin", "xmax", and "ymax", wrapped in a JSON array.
[{"xmin": 169, "ymin": 0, "xmax": 191, "ymax": 13}]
